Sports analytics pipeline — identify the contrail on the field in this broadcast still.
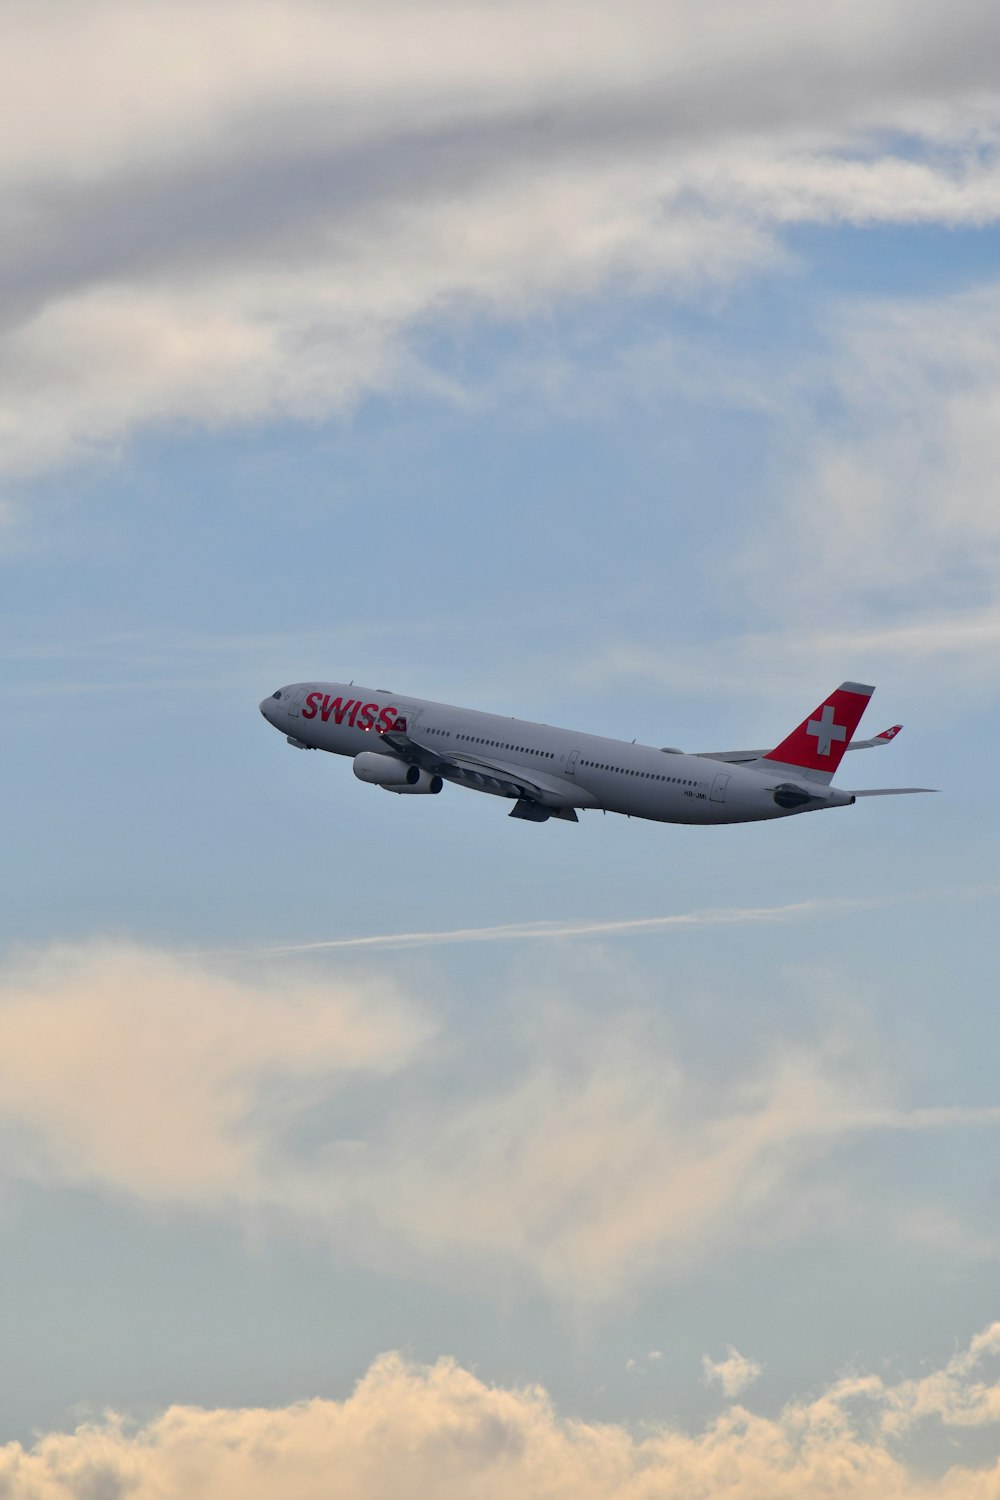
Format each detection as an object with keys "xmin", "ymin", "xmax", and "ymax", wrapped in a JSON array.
[
  {"xmin": 208, "ymin": 894, "xmax": 894, "ymax": 960},
  {"xmin": 198, "ymin": 886, "xmax": 999, "ymax": 963}
]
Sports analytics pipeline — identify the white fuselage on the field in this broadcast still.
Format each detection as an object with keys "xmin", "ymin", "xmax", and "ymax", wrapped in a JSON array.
[{"xmin": 259, "ymin": 681, "xmax": 856, "ymax": 826}]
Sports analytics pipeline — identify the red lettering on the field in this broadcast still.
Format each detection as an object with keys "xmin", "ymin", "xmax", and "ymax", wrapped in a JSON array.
[
  {"xmin": 302, "ymin": 691, "xmax": 323, "ymax": 721},
  {"xmin": 347, "ymin": 700, "xmax": 361, "ymax": 726},
  {"xmin": 357, "ymin": 702, "xmax": 379, "ymax": 730},
  {"xmin": 320, "ymin": 696, "xmax": 355, "ymax": 725},
  {"xmin": 377, "ymin": 706, "xmax": 398, "ymax": 733}
]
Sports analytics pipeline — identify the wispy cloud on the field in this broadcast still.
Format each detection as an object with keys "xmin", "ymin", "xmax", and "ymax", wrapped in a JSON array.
[
  {"xmin": 571, "ymin": 603, "xmax": 1000, "ymax": 702},
  {"xmin": 745, "ymin": 284, "xmax": 1000, "ymax": 627},
  {"xmin": 0, "ymin": 937, "xmax": 997, "ymax": 1300},
  {"xmin": 0, "ymin": 943, "xmax": 428, "ymax": 1202}
]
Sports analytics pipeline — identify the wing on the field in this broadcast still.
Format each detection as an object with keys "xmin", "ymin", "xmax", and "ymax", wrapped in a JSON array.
[
  {"xmin": 695, "ymin": 725, "xmax": 904, "ymax": 765},
  {"xmin": 376, "ymin": 726, "xmax": 581, "ymax": 807}
]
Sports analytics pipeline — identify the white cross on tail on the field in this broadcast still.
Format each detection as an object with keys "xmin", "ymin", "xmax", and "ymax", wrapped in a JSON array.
[{"xmin": 806, "ymin": 703, "xmax": 847, "ymax": 756}]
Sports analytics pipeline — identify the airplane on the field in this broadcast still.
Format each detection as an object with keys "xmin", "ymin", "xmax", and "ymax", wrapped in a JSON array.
[{"xmin": 258, "ymin": 679, "xmax": 934, "ymax": 827}]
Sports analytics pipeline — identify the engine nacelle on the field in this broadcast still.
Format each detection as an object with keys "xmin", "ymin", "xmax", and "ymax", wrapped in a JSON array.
[
  {"xmin": 353, "ymin": 752, "xmax": 443, "ymax": 795},
  {"xmin": 772, "ymin": 782, "xmax": 856, "ymax": 810},
  {"xmin": 772, "ymin": 781, "xmax": 814, "ymax": 809}
]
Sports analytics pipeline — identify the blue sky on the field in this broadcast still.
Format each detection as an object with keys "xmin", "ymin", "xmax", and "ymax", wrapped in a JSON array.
[{"xmin": 3, "ymin": 4, "xmax": 1000, "ymax": 1495}]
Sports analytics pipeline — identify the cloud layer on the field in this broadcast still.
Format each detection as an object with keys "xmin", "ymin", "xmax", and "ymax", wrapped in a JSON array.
[
  {"xmin": 3, "ymin": 1326, "xmax": 1000, "ymax": 1499},
  {"xmin": 6, "ymin": 1, "xmax": 1000, "ymax": 481}
]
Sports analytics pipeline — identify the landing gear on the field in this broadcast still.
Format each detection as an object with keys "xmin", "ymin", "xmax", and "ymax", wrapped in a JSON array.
[{"xmin": 509, "ymin": 799, "xmax": 578, "ymax": 823}]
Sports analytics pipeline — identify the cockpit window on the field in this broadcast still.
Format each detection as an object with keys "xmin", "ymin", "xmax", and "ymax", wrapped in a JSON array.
[{"xmin": 273, "ymin": 690, "xmax": 282, "ymax": 699}]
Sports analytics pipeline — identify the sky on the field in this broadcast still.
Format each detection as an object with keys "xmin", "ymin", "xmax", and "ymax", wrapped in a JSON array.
[{"xmin": 3, "ymin": 3, "xmax": 1000, "ymax": 1495}]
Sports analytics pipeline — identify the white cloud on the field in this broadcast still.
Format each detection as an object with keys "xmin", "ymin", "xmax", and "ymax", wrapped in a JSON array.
[
  {"xmin": 0, "ymin": 169, "xmax": 772, "ymax": 480},
  {"xmin": 703, "ymin": 1346, "xmax": 764, "ymax": 1398},
  {"xmin": 0, "ymin": 1, "xmax": 979, "ymax": 188},
  {"xmin": 3, "ymin": 1326, "xmax": 1000, "ymax": 1499},
  {"xmin": 879, "ymin": 1324, "xmax": 1000, "ymax": 1433},
  {"xmin": 626, "ymin": 1349, "xmax": 663, "ymax": 1374}
]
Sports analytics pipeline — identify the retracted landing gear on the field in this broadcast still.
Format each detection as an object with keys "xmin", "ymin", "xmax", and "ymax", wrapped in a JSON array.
[{"xmin": 509, "ymin": 799, "xmax": 578, "ymax": 823}]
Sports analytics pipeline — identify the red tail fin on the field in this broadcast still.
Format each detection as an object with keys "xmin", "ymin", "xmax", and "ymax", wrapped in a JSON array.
[{"xmin": 762, "ymin": 682, "xmax": 874, "ymax": 781}]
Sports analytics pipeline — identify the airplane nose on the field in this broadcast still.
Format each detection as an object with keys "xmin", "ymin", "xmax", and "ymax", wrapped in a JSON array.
[{"xmin": 259, "ymin": 697, "xmax": 272, "ymax": 719}]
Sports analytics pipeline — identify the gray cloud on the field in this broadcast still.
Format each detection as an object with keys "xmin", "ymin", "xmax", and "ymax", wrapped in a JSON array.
[
  {"xmin": 5, "ymin": 1, "xmax": 1000, "ymax": 480},
  {"xmin": 6, "ymin": 4, "xmax": 1000, "ymax": 318}
]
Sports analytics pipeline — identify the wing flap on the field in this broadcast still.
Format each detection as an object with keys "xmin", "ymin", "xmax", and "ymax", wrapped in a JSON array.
[{"xmin": 376, "ymin": 727, "xmax": 581, "ymax": 806}]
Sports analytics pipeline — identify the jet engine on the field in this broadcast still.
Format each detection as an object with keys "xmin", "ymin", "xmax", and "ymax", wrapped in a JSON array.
[
  {"xmin": 353, "ymin": 752, "xmax": 443, "ymax": 794},
  {"xmin": 772, "ymin": 782, "xmax": 856, "ymax": 810},
  {"xmin": 771, "ymin": 782, "xmax": 814, "ymax": 809}
]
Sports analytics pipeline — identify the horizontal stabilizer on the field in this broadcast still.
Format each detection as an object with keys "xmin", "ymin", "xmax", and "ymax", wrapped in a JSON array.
[{"xmin": 849, "ymin": 787, "xmax": 937, "ymax": 797}]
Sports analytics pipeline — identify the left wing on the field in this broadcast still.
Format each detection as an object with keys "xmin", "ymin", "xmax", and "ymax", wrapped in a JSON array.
[
  {"xmin": 695, "ymin": 725, "xmax": 904, "ymax": 766},
  {"xmin": 376, "ymin": 725, "xmax": 587, "ymax": 809}
]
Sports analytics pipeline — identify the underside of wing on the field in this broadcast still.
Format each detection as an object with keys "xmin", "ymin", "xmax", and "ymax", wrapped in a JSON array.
[{"xmin": 376, "ymin": 727, "xmax": 578, "ymax": 807}]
